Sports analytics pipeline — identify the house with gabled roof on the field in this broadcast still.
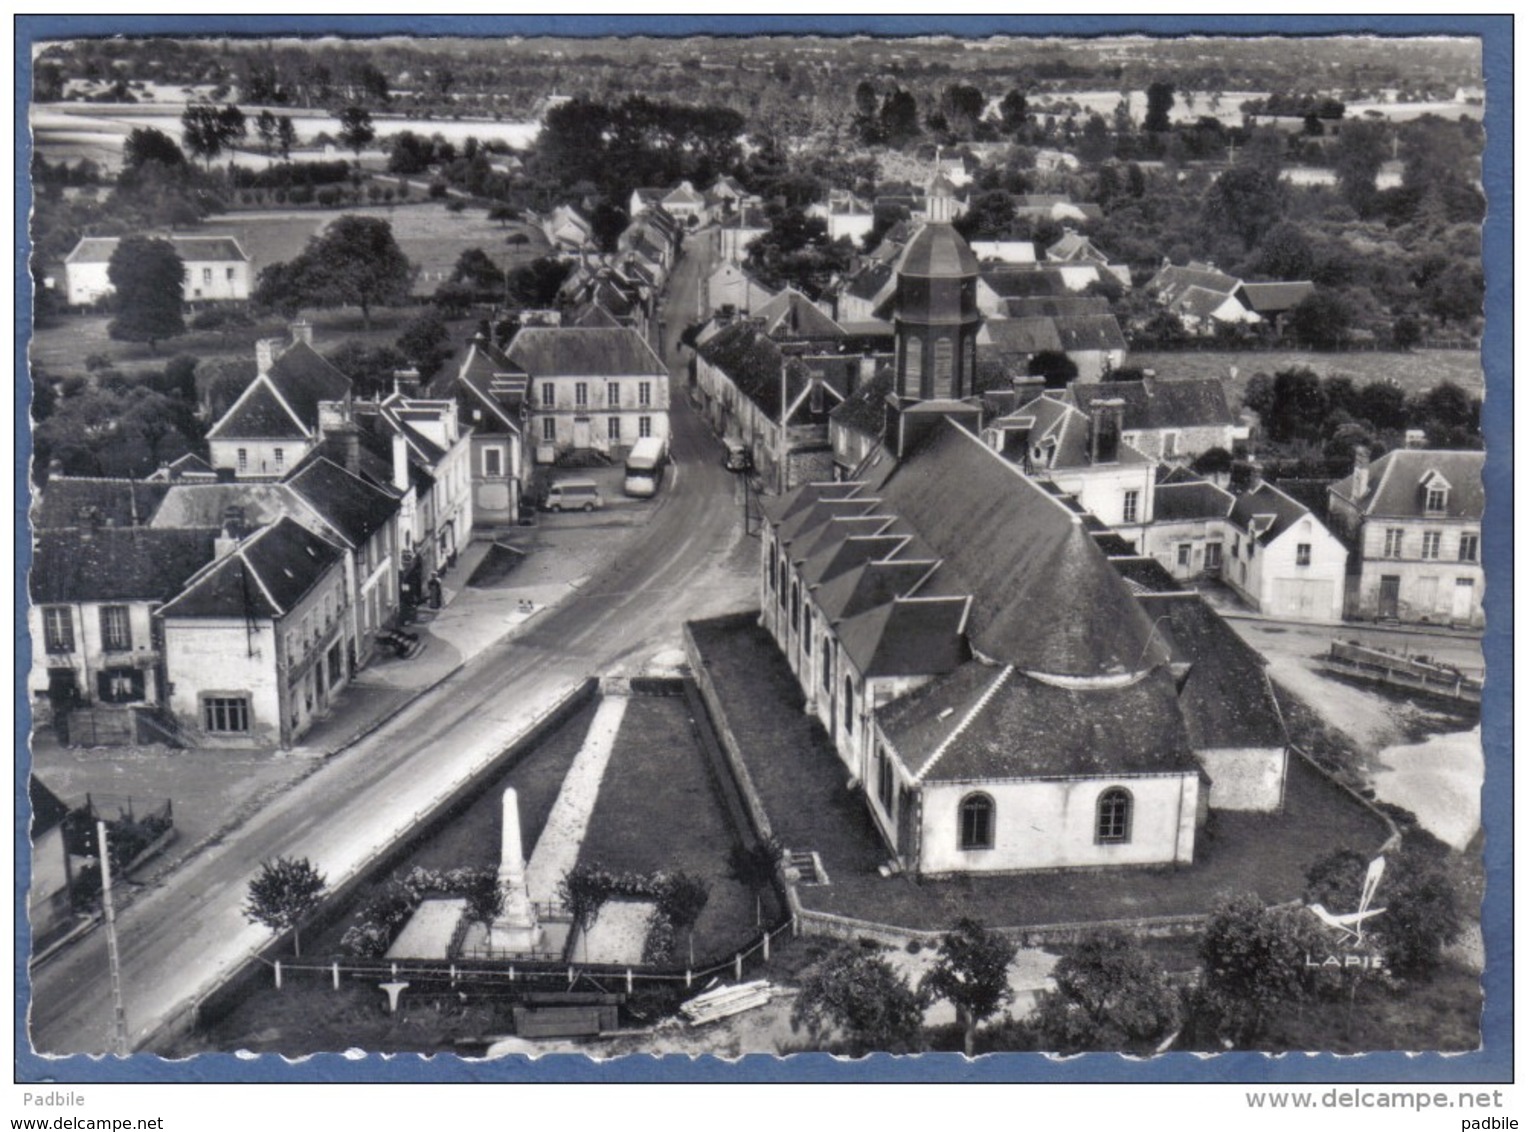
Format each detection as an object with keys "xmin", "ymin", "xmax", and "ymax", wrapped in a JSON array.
[
  {"xmin": 443, "ymin": 337, "xmax": 527, "ymax": 527},
  {"xmin": 1235, "ymin": 280, "xmax": 1316, "ymax": 331},
  {"xmin": 29, "ymin": 524, "xmax": 219, "ymax": 727},
  {"xmin": 1326, "ymin": 447, "xmax": 1484, "ymax": 627},
  {"xmin": 694, "ymin": 320, "xmax": 851, "ymax": 492},
  {"xmin": 828, "ymin": 368, "xmax": 895, "ymax": 477},
  {"xmin": 1224, "ymin": 479, "xmax": 1347, "ymax": 622},
  {"xmin": 206, "ymin": 324, "xmax": 351, "ymax": 479},
  {"xmin": 1071, "ymin": 376, "xmax": 1239, "ymax": 463},
  {"xmin": 759, "ymin": 413, "xmax": 1294, "ymax": 875},
  {"xmin": 751, "ymin": 287, "xmax": 846, "ymax": 344},
  {"xmin": 158, "ymin": 517, "xmax": 352, "ymax": 748},
  {"xmin": 705, "ymin": 261, "xmax": 776, "ymax": 319},
  {"xmin": 28, "ymin": 776, "xmax": 74, "ymax": 942},
  {"xmin": 1140, "ymin": 471, "xmax": 1236, "ymax": 582},
  {"xmin": 64, "ymin": 234, "xmax": 252, "ymax": 307},
  {"xmin": 539, "ymin": 204, "xmax": 595, "ymax": 252},
  {"xmin": 717, "ymin": 203, "xmax": 771, "ymax": 264},
  {"xmin": 507, "ymin": 326, "xmax": 670, "ymax": 461}
]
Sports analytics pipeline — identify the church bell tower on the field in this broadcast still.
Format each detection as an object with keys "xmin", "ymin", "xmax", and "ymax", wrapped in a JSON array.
[{"xmin": 892, "ymin": 172, "xmax": 982, "ymax": 402}]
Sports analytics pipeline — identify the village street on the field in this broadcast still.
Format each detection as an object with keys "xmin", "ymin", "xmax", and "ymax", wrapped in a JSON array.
[{"xmin": 26, "ymin": 231, "xmax": 754, "ymax": 1057}]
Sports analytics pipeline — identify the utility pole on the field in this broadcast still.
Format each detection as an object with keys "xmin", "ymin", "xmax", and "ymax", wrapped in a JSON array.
[{"xmin": 97, "ymin": 821, "xmax": 129, "ymax": 1056}]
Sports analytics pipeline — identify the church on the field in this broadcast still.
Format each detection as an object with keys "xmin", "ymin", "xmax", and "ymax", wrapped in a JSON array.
[{"xmin": 758, "ymin": 193, "xmax": 1289, "ymax": 877}]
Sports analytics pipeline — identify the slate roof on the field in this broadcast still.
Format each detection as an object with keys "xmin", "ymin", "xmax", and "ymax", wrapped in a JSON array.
[
  {"xmin": 1171, "ymin": 285, "xmax": 1244, "ymax": 322},
  {"xmin": 982, "ymin": 317, "xmax": 1063, "ymax": 356},
  {"xmin": 150, "ymin": 482, "xmax": 310, "ymax": 533},
  {"xmin": 1055, "ymin": 314, "xmax": 1127, "ymax": 352},
  {"xmin": 696, "ymin": 320, "xmax": 814, "ymax": 420},
  {"xmin": 1004, "ymin": 296, "xmax": 1113, "ymax": 320},
  {"xmin": 153, "ymin": 453, "xmax": 218, "ymax": 481},
  {"xmin": 1154, "ymin": 480, "xmax": 1236, "ymax": 522},
  {"xmin": 814, "ymin": 559, "xmax": 939, "ymax": 624},
  {"xmin": 1237, "ymin": 281, "xmax": 1316, "ymax": 314},
  {"xmin": 1007, "ymin": 393, "xmax": 1152, "ymax": 471},
  {"xmin": 1328, "ymin": 449, "xmax": 1485, "ymax": 521},
  {"xmin": 30, "ymin": 527, "xmax": 218, "ymax": 604},
  {"xmin": 836, "ymin": 597, "xmax": 971, "ymax": 678},
  {"xmin": 1047, "ymin": 230, "xmax": 1106, "ymax": 261},
  {"xmin": 1229, "ymin": 482, "xmax": 1314, "ymax": 545},
  {"xmin": 980, "ymin": 267, "xmax": 1072, "ymax": 298},
  {"xmin": 879, "ymin": 663, "xmax": 1200, "ymax": 783},
  {"xmin": 159, "ymin": 517, "xmax": 343, "ymax": 620},
  {"xmin": 1072, "ymin": 377, "xmax": 1235, "ymax": 431},
  {"xmin": 284, "ymin": 458, "xmax": 400, "ymax": 548},
  {"xmin": 1146, "ymin": 262, "xmax": 1241, "ymax": 305},
  {"xmin": 896, "ymin": 222, "xmax": 979, "ymax": 278},
  {"xmin": 65, "ymin": 235, "xmax": 249, "ymax": 264},
  {"xmin": 844, "ymin": 261, "xmax": 896, "ymax": 303},
  {"xmin": 570, "ymin": 302, "xmax": 622, "ymax": 329},
  {"xmin": 451, "ymin": 339, "xmax": 527, "ymax": 432},
  {"xmin": 264, "ymin": 342, "xmax": 351, "ymax": 421},
  {"xmin": 1139, "ymin": 593, "xmax": 1288, "ymax": 749},
  {"xmin": 206, "ymin": 378, "xmax": 308, "ymax": 440},
  {"xmin": 30, "ymin": 776, "xmax": 70, "ymax": 836},
  {"xmin": 829, "ymin": 371, "xmax": 893, "ymax": 438},
  {"xmin": 506, "ymin": 327, "xmax": 666, "ymax": 378},
  {"xmin": 1109, "ymin": 555, "xmax": 1188, "ymax": 595},
  {"xmin": 32, "ymin": 478, "xmax": 170, "ymax": 531},
  {"xmin": 753, "ymin": 288, "xmax": 846, "ymax": 340}
]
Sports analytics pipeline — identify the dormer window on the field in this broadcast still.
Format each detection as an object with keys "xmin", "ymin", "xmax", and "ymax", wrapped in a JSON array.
[{"xmin": 1421, "ymin": 470, "xmax": 1451, "ymax": 514}]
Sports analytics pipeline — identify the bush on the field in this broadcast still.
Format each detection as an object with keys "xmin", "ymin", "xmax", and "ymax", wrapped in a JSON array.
[
  {"xmin": 445, "ymin": 198, "xmax": 467, "ymax": 213},
  {"xmin": 428, "ymin": 180, "xmax": 448, "ymax": 199},
  {"xmin": 315, "ymin": 186, "xmax": 342, "ymax": 207}
]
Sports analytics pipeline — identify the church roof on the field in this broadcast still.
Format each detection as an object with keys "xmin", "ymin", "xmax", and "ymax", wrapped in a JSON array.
[{"xmin": 896, "ymin": 221, "xmax": 979, "ymax": 278}]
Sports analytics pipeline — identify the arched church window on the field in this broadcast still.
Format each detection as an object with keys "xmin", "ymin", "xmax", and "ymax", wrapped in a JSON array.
[
  {"xmin": 933, "ymin": 338, "xmax": 954, "ymax": 395},
  {"xmin": 959, "ymin": 793, "xmax": 994, "ymax": 850},
  {"xmin": 1096, "ymin": 788, "xmax": 1133, "ymax": 844}
]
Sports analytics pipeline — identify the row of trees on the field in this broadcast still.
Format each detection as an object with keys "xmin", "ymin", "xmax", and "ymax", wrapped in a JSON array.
[{"xmin": 792, "ymin": 843, "xmax": 1464, "ymax": 1056}]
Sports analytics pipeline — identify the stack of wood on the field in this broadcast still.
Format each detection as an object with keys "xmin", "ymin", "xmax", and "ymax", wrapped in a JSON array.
[{"xmin": 679, "ymin": 980, "xmax": 773, "ymax": 1026}]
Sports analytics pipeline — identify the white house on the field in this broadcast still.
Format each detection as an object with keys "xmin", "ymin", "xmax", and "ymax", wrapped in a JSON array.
[
  {"xmin": 63, "ymin": 235, "xmax": 252, "ymax": 307},
  {"xmin": 445, "ymin": 337, "xmax": 528, "ymax": 529},
  {"xmin": 1224, "ymin": 481, "xmax": 1347, "ymax": 622}
]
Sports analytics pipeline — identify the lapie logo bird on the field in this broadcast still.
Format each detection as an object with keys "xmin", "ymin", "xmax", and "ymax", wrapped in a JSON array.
[{"xmin": 1308, "ymin": 855, "xmax": 1387, "ymax": 944}]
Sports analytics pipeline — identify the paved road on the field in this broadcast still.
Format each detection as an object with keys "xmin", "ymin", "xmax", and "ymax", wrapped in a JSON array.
[{"xmin": 28, "ymin": 233, "xmax": 744, "ymax": 1056}]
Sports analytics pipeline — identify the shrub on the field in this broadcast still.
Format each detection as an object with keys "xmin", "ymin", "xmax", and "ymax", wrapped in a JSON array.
[{"xmin": 315, "ymin": 186, "xmax": 342, "ymax": 207}]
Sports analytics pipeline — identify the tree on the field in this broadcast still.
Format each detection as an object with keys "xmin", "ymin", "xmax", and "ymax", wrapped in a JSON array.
[
  {"xmin": 1268, "ymin": 366, "xmax": 1329, "ymax": 442},
  {"xmin": 337, "ymin": 105, "xmax": 376, "ymax": 162},
  {"xmin": 243, "ymin": 857, "xmax": 327, "ymax": 957},
  {"xmin": 255, "ymin": 109, "xmax": 279, "ymax": 155},
  {"xmin": 506, "ymin": 256, "xmax": 574, "ymax": 308},
  {"xmin": 1332, "ymin": 118, "xmax": 1390, "ymax": 215},
  {"xmin": 726, "ymin": 836, "xmax": 781, "ymax": 928},
  {"xmin": 449, "ymin": 247, "xmax": 506, "ymax": 300},
  {"xmin": 1289, "ymin": 289, "xmax": 1354, "ymax": 350},
  {"xmin": 1198, "ymin": 893, "xmax": 1321, "ymax": 1046},
  {"xmin": 920, "ymin": 918, "xmax": 1017, "ymax": 1057},
  {"xmin": 259, "ymin": 215, "xmax": 413, "ymax": 329},
  {"xmin": 460, "ymin": 869, "xmax": 506, "ymax": 947},
  {"xmin": 791, "ymin": 946, "xmax": 926, "ymax": 1055},
  {"xmin": 1027, "ymin": 349, "xmax": 1078, "ymax": 388},
  {"xmin": 657, "ymin": 872, "xmax": 710, "ymax": 967},
  {"xmin": 324, "ymin": 340, "xmax": 409, "ymax": 400},
  {"xmin": 559, "ymin": 862, "xmax": 616, "ymax": 962},
  {"xmin": 999, "ymin": 89, "xmax": 1028, "ymax": 136},
  {"xmin": 1144, "ymin": 80, "xmax": 1176, "ymax": 133},
  {"xmin": 180, "ymin": 102, "xmax": 245, "ymax": 167},
  {"xmin": 1031, "ymin": 929, "xmax": 1179, "ymax": 1053},
  {"xmin": 107, "ymin": 236, "xmax": 186, "ymax": 353},
  {"xmin": 879, "ymin": 88, "xmax": 922, "ymax": 148},
  {"xmin": 395, "ymin": 311, "xmax": 453, "ymax": 380},
  {"xmin": 122, "ymin": 127, "xmax": 186, "ymax": 173},
  {"xmin": 276, "ymin": 115, "xmax": 298, "ymax": 161},
  {"xmin": 1205, "ymin": 163, "xmax": 1286, "ymax": 250},
  {"xmin": 1191, "ymin": 446, "xmax": 1234, "ymax": 477},
  {"xmin": 1356, "ymin": 379, "xmax": 1409, "ymax": 432}
]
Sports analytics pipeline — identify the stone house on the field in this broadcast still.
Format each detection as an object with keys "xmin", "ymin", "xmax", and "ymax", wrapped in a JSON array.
[
  {"xmin": 442, "ymin": 337, "xmax": 528, "ymax": 529},
  {"xmin": 1326, "ymin": 448, "xmax": 1484, "ymax": 627},
  {"xmin": 63, "ymin": 235, "xmax": 252, "ymax": 307},
  {"xmin": 1224, "ymin": 481, "xmax": 1348, "ymax": 623},
  {"xmin": 1141, "ymin": 473, "xmax": 1235, "ymax": 581},
  {"xmin": 1071, "ymin": 376, "xmax": 1240, "ymax": 463}
]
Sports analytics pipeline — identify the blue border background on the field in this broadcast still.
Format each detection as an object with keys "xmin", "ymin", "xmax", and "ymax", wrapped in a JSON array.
[{"xmin": 14, "ymin": 13, "xmax": 1512, "ymax": 1084}]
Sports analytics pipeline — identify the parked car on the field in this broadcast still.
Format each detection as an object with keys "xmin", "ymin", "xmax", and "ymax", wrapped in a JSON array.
[
  {"xmin": 723, "ymin": 438, "xmax": 753, "ymax": 472},
  {"xmin": 544, "ymin": 479, "xmax": 603, "ymax": 512}
]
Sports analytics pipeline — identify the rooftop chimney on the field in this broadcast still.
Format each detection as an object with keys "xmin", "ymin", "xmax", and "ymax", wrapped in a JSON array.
[
  {"xmin": 393, "ymin": 368, "xmax": 422, "ymax": 400},
  {"xmin": 255, "ymin": 338, "xmax": 280, "ymax": 376},
  {"xmin": 214, "ymin": 523, "xmax": 241, "ymax": 560},
  {"xmin": 290, "ymin": 320, "xmax": 314, "ymax": 347},
  {"xmin": 1089, "ymin": 398, "xmax": 1124, "ymax": 464},
  {"xmin": 392, "ymin": 431, "xmax": 411, "ymax": 494},
  {"xmin": 1352, "ymin": 445, "xmax": 1371, "ymax": 499},
  {"xmin": 1404, "ymin": 429, "xmax": 1427, "ymax": 449}
]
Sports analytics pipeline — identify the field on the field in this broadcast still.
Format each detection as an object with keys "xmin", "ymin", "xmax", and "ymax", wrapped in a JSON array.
[{"xmin": 1130, "ymin": 348, "xmax": 1487, "ymax": 404}]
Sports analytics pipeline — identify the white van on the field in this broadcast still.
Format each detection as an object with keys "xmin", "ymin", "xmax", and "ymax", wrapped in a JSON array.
[{"xmin": 544, "ymin": 479, "xmax": 603, "ymax": 512}]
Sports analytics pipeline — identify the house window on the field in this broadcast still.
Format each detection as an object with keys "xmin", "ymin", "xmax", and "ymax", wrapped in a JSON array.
[
  {"xmin": 843, "ymin": 677, "xmax": 854, "ymax": 734},
  {"xmin": 1177, "ymin": 543, "xmax": 1192, "ymax": 569},
  {"xmin": 958, "ymin": 793, "xmax": 994, "ymax": 851},
  {"xmin": 203, "ymin": 695, "xmax": 251, "ymax": 734},
  {"xmin": 778, "ymin": 557, "xmax": 789, "ymax": 608},
  {"xmin": 43, "ymin": 607, "xmax": 74, "ymax": 653},
  {"xmin": 1232, "ymin": 535, "xmax": 1241, "ymax": 558},
  {"xmin": 607, "ymin": 417, "xmax": 622, "ymax": 441},
  {"xmin": 237, "ymin": 448, "xmax": 249, "ymax": 473},
  {"xmin": 639, "ymin": 381, "xmax": 653, "ymax": 407},
  {"xmin": 541, "ymin": 418, "xmax": 557, "ymax": 443},
  {"xmin": 1459, "ymin": 532, "xmax": 1479, "ymax": 562},
  {"xmin": 1383, "ymin": 528, "xmax": 1404, "ymax": 557},
  {"xmin": 484, "ymin": 447, "xmax": 503, "ymax": 478},
  {"xmin": 1096, "ymin": 788, "xmax": 1132, "ymax": 844},
  {"xmin": 574, "ymin": 382, "xmax": 589, "ymax": 408},
  {"xmin": 273, "ymin": 447, "xmax": 285, "ymax": 473},
  {"xmin": 1122, "ymin": 490, "xmax": 1139, "ymax": 524},
  {"xmin": 98, "ymin": 667, "xmax": 144, "ymax": 704},
  {"xmin": 1425, "ymin": 486, "xmax": 1447, "ymax": 514},
  {"xmin": 878, "ymin": 748, "xmax": 896, "ymax": 814},
  {"xmin": 1163, "ymin": 431, "xmax": 1180, "ymax": 458},
  {"xmin": 768, "ymin": 552, "xmax": 777, "ymax": 593},
  {"xmin": 606, "ymin": 382, "xmax": 620, "ymax": 407},
  {"xmin": 803, "ymin": 607, "xmax": 813, "ymax": 654},
  {"xmin": 541, "ymin": 382, "xmax": 555, "ymax": 409},
  {"xmin": 99, "ymin": 605, "xmax": 132, "ymax": 652},
  {"xmin": 202, "ymin": 267, "xmax": 212, "ymax": 285},
  {"xmin": 639, "ymin": 416, "xmax": 653, "ymax": 438},
  {"xmin": 226, "ymin": 267, "xmax": 236, "ymax": 282},
  {"xmin": 1205, "ymin": 542, "xmax": 1223, "ymax": 570},
  {"xmin": 1296, "ymin": 543, "xmax": 1312, "ymax": 567},
  {"xmin": 1421, "ymin": 531, "xmax": 1442, "ymax": 560}
]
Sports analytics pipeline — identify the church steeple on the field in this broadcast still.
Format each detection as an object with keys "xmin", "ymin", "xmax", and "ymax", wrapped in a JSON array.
[{"xmin": 891, "ymin": 173, "xmax": 981, "ymax": 401}]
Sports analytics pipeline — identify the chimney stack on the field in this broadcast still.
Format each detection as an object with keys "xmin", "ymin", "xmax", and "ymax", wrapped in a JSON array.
[
  {"xmin": 255, "ymin": 338, "xmax": 279, "ymax": 376},
  {"xmin": 1246, "ymin": 458, "xmax": 1264, "ymax": 493},
  {"xmin": 214, "ymin": 524, "xmax": 240, "ymax": 560},
  {"xmin": 392, "ymin": 431, "xmax": 411, "ymax": 494},
  {"xmin": 393, "ymin": 368, "xmax": 422, "ymax": 400},
  {"xmin": 1089, "ymin": 398, "xmax": 1124, "ymax": 464},
  {"xmin": 290, "ymin": 320, "xmax": 314, "ymax": 347},
  {"xmin": 1352, "ymin": 445, "xmax": 1371, "ymax": 499}
]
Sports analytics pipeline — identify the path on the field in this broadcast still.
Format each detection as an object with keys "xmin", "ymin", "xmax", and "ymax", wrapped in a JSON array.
[{"xmin": 523, "ymin": 694, "xmax": 628, "ymax": 904}]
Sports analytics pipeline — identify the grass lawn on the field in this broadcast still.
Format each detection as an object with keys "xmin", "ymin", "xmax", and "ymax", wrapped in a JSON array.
[
  {"xmin": 688, "ymin": 614, "xmax": 1393, "ymax": 934},
  {"xmin": 300, "ymin": 698, "xmax": 598, "ymax": 958},
  {"xmin": 1130, "ymin": 348, "xmax": 1485, "ymax": 404},
  {"xmin": 576, "ymin": 692, "xmax": 770, "ymax": 964}
]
